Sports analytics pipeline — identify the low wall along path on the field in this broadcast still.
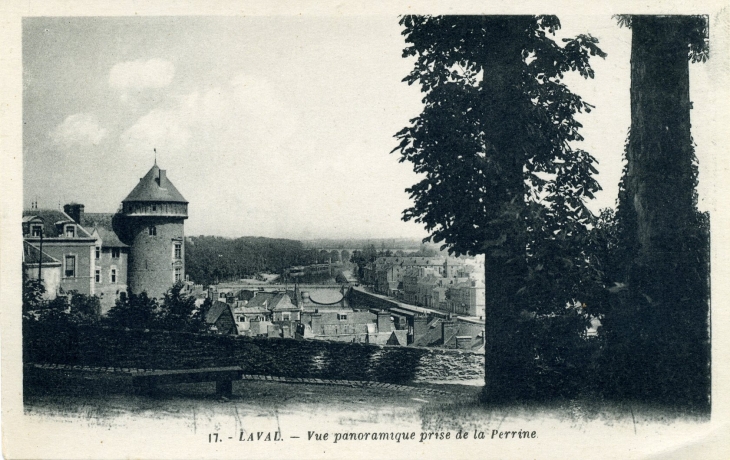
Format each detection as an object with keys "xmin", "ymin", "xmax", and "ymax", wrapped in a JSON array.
[{"xmin": 24, "ymin": 325, "xmax": 485, "ymax": 387}]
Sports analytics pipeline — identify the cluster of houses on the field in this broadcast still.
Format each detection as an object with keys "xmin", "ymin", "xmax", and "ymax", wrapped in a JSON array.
[
  {"xmin": 203, "ymin": 284, "xmax": 486, "ymax": 351},
  {"xmin": 361, "ymin": 256, "xmax": 486, "ymax": 318},
  {"xmin": 203, "ymin": 286, "xmax": 409, "ymax": 346}
]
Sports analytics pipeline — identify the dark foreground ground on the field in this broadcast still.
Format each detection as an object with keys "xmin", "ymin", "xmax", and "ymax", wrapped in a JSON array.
[
  {"xmin": 19, "ymin": 370, "xmax": 718, "ymax": 459},
  {"xmin": 24, "ymin": 369, "xmax": 709, "ymax": 429}
]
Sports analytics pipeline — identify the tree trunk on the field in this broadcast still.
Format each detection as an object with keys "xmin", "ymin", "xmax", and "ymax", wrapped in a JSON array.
[
  {"xmin": 625, "ymin": 16, "xmax": 695, "ymax": 261},
  {"xmin": 480, "ymin": 18, "xmax": 533, "ymax": 403},
  {"xmin": 617, "ymin": 15, "xmax": 710, "ymax": 407}
]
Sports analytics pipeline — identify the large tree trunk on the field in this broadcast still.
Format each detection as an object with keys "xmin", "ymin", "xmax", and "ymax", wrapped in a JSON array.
[
  {"xmin": 625, "ymin": 16, "xmax": 695, "ymax": 259},
  {"xmin": 480, "ymin": 18, "xmax": 533, "ymax": 403},
  {"xmin": 616, "ymin": 15, "xmax": 710, "ymax": 407}
]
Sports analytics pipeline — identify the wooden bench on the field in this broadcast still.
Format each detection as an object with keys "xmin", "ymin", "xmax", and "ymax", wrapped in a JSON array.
[{"xmin": 131, "ymin": 366, "xmax": 244, "ymax": 397}]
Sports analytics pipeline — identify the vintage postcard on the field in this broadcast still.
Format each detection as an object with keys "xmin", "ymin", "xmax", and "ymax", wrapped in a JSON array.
[{"xmin": 2, "ymin": 1, "xmax": 730, "ymax": 459}]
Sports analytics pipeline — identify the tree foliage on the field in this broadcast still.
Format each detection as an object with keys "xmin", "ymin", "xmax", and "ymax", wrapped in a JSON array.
[
  {"xmin": 102, "ymin": 283, "xmax": 208, "ymax": 333},
  {"xmin": 350, "ymin": 244, "xmax": 379, "ymax": 280},
  {"xmin": 22, "ymin": 271, "xmax": 46, "ymax": 320},
  {"xmin": 395, "ymin": 15, "xmax": 605, "ymax": 400},
  {"xmin": 104, "ymin": 291, "xmax": 159, "ymax": 330},
  {"xmin": 186, "ymin": 236, "xmax": 324, "ymax": 285},
  {"xmin": 334, "ymin": 271, "xmax": 348, "ymax": 284},
  {"xmin": 22, "ymin": 281, "xmax": 103, "ymax": 365},
  {"xmin": 614, "ymin": 14, "xmax": 709, "ymax": 62},
  {"xmin": 395, "ymin": 15, "xmax": 604, "ymax": 257},
  {"xmin": 157, "ymin": 282, "xmax": 199, "ymax": 332}
]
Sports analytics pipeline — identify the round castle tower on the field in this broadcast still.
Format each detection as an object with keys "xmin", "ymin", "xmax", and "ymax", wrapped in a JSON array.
[{"xmin": 120, "ymin": 162, "xmax": 188, "ymax": 299}]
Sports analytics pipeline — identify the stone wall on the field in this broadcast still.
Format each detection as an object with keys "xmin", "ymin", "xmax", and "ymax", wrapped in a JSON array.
[
  {"xmin": 24, "ymin": 324, "xmax": 484, "ymax": 385},
  {"xmin": 126, "ymin": 217, "xmax": 185, "ymax": 299}
]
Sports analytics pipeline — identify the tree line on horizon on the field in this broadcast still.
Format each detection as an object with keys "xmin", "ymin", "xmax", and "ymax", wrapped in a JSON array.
[
  {"xmin": 185, "ymin": 235, "xmax": 349, "ymax": 286},
  {"xmin": 395, "ymin": 14, "xmax": 710, "ymax": 409}
]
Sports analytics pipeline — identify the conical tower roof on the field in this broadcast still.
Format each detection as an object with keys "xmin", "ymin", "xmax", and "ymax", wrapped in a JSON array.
[{"xmin": 122, "ymin": 163, "xmax": 187, "ymax": 203}]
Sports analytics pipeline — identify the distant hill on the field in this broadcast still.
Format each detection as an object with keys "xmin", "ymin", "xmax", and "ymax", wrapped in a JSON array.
[
  {"xmin": 186, "ymin": 235, "xmax": 324, "ymax": 286},
  {"xmin": 301, "ymin": 237, "xmax": 426, "ymax": 250}
]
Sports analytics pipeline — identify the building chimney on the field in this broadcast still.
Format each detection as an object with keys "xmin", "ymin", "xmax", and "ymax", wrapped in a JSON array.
[
  {"xmin": 441, "ymin": 320, "xmax": 458, "ymax": 347},
  {"xmin": 63, "ymin": 203, "xmax": 84, "ymax": 224},
  {"xmin": 310, "ymin": 313, "xmax": 322, "ymax": 336},
  {"xmin": 158, "ymin": 169, "xmax": 167, "ymax": 186},
  {"xmin": 376, "ymin": 311, "xmax": 391, "ymax": 333},
  {"xmin": 413, "ymin": 316, "xmax": 429, "ymax": 343}
]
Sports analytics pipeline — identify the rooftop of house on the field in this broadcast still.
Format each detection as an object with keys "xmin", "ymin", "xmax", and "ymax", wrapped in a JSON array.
[
  {"xmin": 22, "ymin": 209, "xmax": 93, "ymax": 238},
  {"xmin": 122, "ymin": 163, "xmax": 187, "ymax": 204},
  {"xmin": 232, "ymin": 305, "xmax": 270, "ymax": 315},
  {"xmin": 205, "ymin": 300, "xmax": 233, "ymax": 324},
  {"xmin": 444, "ymin": 257, "xmax": 467, "ymax": 265},
  {"xmin": 23, "ymin": 241, "xmax": 61, "ymax": 265},
  {"xmin": 246, "ymin": 292, "xmax": 279, "ymax": 309},
  {"xmin": 270, "ymin": 292, "xmax": 299, "ymax": 311},
  {"xmin": 417, "ymin": 274, "xmax": 442, "ymax": 287},
  {"xmin": 374, "ymin": 256, "xmax": 446, "ymax": 267},
  {"xmin": 82, "ymin": 213, "xmax": 128, "ymax": 247},
  {"xmin": 402, "ymin": 267, "xmax": 422, "ymax": 278},
  {"xmin": 450, "ymin": 279, "xmax": 483, "ymax": 289}
]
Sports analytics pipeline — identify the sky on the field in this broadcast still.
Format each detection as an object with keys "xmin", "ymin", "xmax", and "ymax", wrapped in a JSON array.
[{"xmin": 22, "ymin": 15, "xmax": 716, "ymax": 240}]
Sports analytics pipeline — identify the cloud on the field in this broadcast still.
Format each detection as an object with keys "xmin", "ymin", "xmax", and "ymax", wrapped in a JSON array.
[
  {"xmin": 120, "ymin": 74, "xmax": 298, "ymax": 161},
  {"xmin": 119, "ymin": 108, "xmax": 190, "ymax": 154},
  {"xmin": 109, "ymin": 59, "xmax": 175, "ymax": 91},
  {"xmin": 50, "ymin": 113, "xmax": 107, "ymax": 147}
]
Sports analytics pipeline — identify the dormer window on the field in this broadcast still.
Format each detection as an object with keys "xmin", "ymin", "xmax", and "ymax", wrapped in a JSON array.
[
  {"xmin": 112, "ymin": 248, "xmax": 121, "ymax": 259},
  {"xmin": 31, "ymin": 225, "xmax": 42, "ymax": 237},
  {"xmin": 65, "ymin": 225, "xmax": 75, "ymax": 238}
]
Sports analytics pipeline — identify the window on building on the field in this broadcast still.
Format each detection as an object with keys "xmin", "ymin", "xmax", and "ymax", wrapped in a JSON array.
[
  {"xmin": 152, "ymin": 205, "xmax": 157, "ymax": 211},
  {"xmin": 174, "ymin": 267, "xmax": 182, "ymax": 282},
  {"xmin": 64, "ymin": 255, "xmax": 76, "ymax": 277},
  {"xmin": 111, "ymin": 268, "xmax": 117, "ymax": 283},
  {"xmin": 31, "ymin": 225, "xmax": 42, "ymax": 237},
  {"xmin": 148, "ymin": 226, "xmax": 157, "ymax": 236},
  {"xmin": 120, "ymin": 291, "xmax": 127, "ymax": 301},
  {"xmin": 337, "ymin": 314, "xmax": 348, "ymax": 321},
  {"xmin": 111, "ymin": 248, "xmax": 120, "ymax": 258},
  {"xmin": 65, "ymin": 225, "xmax": 75, "ymax": 238},
  {"xmin": 95, "ymin": 246, "xmax": 100, "ymax": 259},
  {"xmin": 174, "ymin": 242, "xmax": 182, "ymax": 260},
  {"xmin": 282, "ymin": 313, "xmax": 291, "ymax": 321},
  {"xmin": 95, "ymin": 269, "xmax": 100, "ymax": 283}
]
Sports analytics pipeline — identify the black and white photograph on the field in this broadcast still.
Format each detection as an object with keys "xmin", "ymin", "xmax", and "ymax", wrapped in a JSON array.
[{"xmin": 2, "ymin": 2, "xmax": 729, "ymax": 459}]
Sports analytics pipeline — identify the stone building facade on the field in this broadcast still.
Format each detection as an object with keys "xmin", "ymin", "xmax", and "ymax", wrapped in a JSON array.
[
  {"xmin": 22, "ymin": 162, "xmax": 187, "ymax": 313},
  {"xmin": 121, "ymin": 163, "xmax": 188, "ymax": 298},
  {"xmin": 22, "ymin": 210, "xmax": 96, "ymax": 297}
]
